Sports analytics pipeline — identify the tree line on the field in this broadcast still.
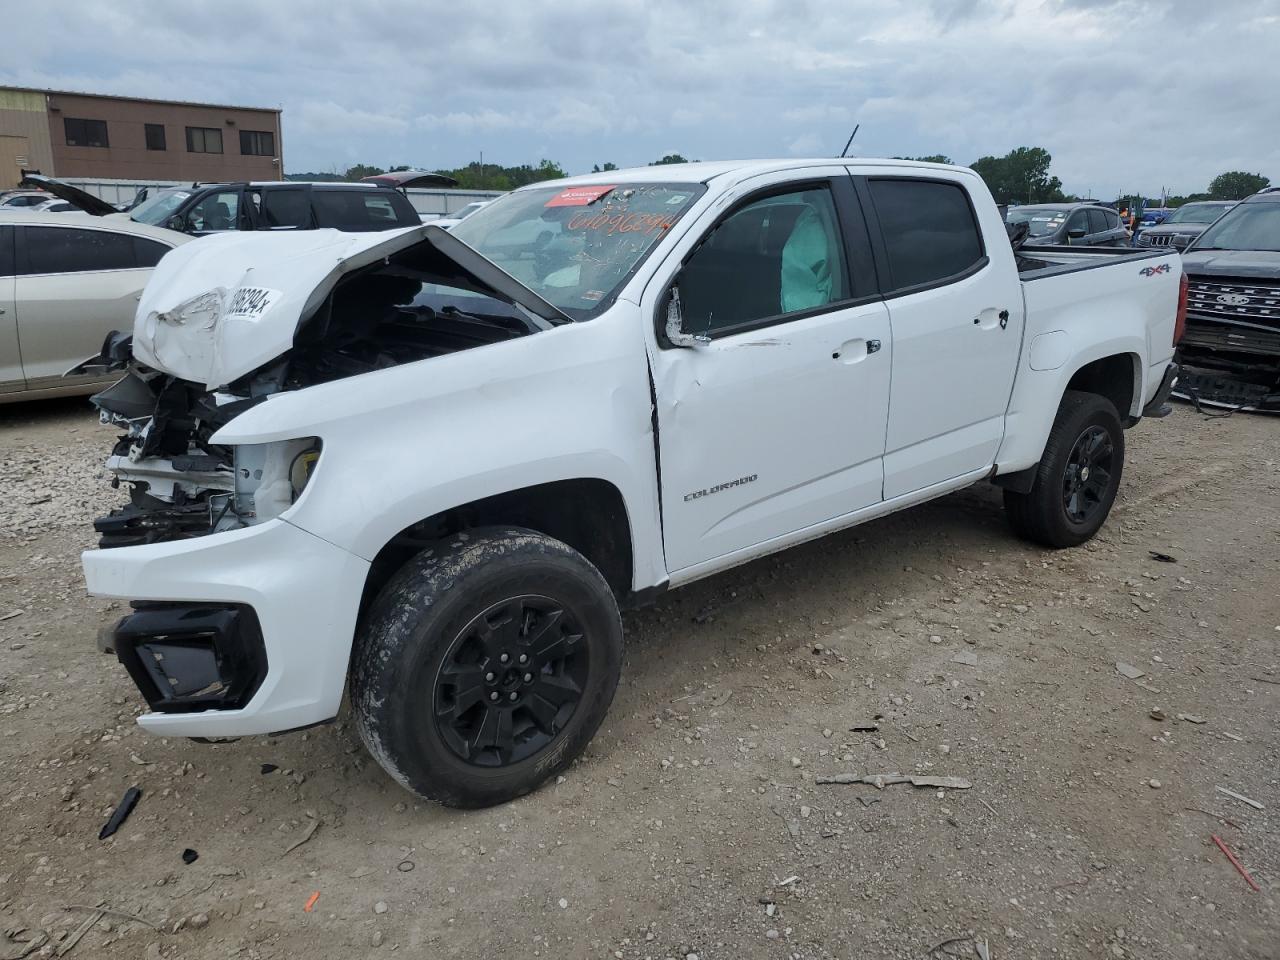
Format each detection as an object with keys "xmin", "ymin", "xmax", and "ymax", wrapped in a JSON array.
[{"xmin": 291, "ymin": 152, "xmax": 1269, "ymax": 207}]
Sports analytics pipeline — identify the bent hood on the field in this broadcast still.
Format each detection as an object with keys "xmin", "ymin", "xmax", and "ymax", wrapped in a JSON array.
[{"xmin": 133, "ymin": 224, "xmax": 570, "ymax": 389}]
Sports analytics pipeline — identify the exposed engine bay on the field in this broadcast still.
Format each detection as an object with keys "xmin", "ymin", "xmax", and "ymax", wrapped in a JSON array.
[{"xmin": 89, "ymin": 234, "xmax": 549, "ymax": 548}]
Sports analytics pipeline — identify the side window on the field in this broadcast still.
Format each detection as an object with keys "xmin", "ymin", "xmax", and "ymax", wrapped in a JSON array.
[
  {"xmin": 186, "ymin": 191, "xmax": 241, "ymax": 232},
  {"xmin": 0, "ymin": 226, "xmax": 13, "ymax": 277},
  {"xmin": 678, "ymin": 186, "xmax": 847, "ymax": 335},
  {"xmin": 1065, "ymin": 210, "xmax": 1089, "ymax": 236},
  {"xmin": 260, "ymin": 189, "xmax": 311, "ymax": 229},
  {"xmin": 23, "ymin": 227, "xmax": 137, "ymax": 274},
  {"xmin": 1088, "ymin": 209, "xmax": 1109, "ymax": 234},
  {"xmin": 132, "ymin": 237, "xmax": 170, "ymax": 268},
  {"xmin": 311, "ymin": 190, "xmax": 414, "ymax": 230},
  {"xmin": 867, "ymin": 179, "xmax": 984, "ymax": 290}
]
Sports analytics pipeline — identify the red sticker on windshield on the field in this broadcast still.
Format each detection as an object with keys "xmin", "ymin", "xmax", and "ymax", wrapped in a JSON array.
[{"xmin": 545, "ymin": 185, "xmax": 617, "ymax": 208}]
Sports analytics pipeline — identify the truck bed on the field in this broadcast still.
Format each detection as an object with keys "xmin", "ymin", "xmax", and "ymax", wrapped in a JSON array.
[{"xmin": 1016, "ymin": 244, "xmax": 1172, "ymax": 280}]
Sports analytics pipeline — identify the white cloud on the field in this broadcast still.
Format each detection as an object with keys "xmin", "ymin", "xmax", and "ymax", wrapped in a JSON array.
[{"xmin": 0, "ymin": 0, "xmax": 1274, "ymax": 192}]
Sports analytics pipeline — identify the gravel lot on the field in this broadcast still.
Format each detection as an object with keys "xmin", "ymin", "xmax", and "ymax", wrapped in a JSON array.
[{"xmin": 1, "ymin": 397, "xmax": 1277, "ymax": 960}]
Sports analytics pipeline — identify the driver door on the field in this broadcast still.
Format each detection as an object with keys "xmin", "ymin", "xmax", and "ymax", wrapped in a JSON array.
[{"xmin": 647, "ymin": 173, "xmax": 892, "ymax": 575}]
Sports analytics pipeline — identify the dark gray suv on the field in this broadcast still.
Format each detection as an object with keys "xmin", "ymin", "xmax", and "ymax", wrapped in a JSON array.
[
  {"xmin": 1134, "ymin": 200, "xmax": 1235, "ymax": 251},
  {"xmin": 1006, "ymin": 203, "xmax": 1129, "ymax": 247}
]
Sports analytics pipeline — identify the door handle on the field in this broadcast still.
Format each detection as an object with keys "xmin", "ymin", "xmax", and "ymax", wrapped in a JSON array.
[{"xmin": 832, "ymin": 338, "xmax": 881, "ymax": 363}]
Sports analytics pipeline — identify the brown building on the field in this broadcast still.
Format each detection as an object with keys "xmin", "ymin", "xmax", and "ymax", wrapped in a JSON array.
[{"xmin": 0, "ymin": 86, "xmax": 283, "ymax": 189}]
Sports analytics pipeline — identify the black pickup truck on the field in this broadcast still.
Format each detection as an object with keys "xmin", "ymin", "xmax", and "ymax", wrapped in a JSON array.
[{"xmin": 1176, "ymin": 189, "xmax": 1280, "ymax": 412}]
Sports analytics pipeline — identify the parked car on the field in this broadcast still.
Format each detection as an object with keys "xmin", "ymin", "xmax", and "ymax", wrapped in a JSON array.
[
  {"xmin": 1174, "ymin": 190, "xmax": 1280, "ymax": 411},
  {"xmin": 1005, "ymin": 202, "xmax": 1130, "ymax": 246},
  {"xmin": 24, "ymin": 198, "xmax": 78, "ymax": 214},
  {"xmin": 80, "ymin": 159, "xmax": 1182, "ymax": 807},
  {"xmin": 1139, "ymin": 208, "xmax": 1171, "ymax": 228},
  {"xmin": 23, "ymin": 174, "xmax": 423, "ymax": 237},
  {"xmin": 0, "ymin": 211, "xmax": 187, "ymax": 403},
  {"xmin": 425, "ymin": 199, "xmax": 493, "ymax": 229},
  {"xmin": 0, "ymin": 190, "xmax": 53, "ymax": 210},
  {"xmin": 1134, "ymin": 200, "xmax": 1235, "ymax": 250}
]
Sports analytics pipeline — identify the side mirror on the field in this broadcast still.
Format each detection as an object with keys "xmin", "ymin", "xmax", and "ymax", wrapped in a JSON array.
[
  {"xmin": 166, "ymin": 215, "xmax": 187, "ymax": 232},
  {"xmin": 664, "ymin": 285, "xmax": 709, "ymax": 348},
  {"xmin": 1066, "ymin": 227, "xmax": 1087, "ymax": 240}
]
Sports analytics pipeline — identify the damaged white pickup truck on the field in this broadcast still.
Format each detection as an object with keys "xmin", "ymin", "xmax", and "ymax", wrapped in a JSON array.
[{"xmin": 81, "ymin": 159, "xmax": 1185, "ymax": 807}]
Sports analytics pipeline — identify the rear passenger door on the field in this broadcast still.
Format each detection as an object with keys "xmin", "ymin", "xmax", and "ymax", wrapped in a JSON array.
[
  {"xmin": 1087, "ymin": 208, "xmax": 1113, "ymax": 246},
  {"xmin": 14, "ymin": 225, "xmax": 172, "ymax": 389},
  {"xmin": 0, "ymin": 226, "xmax": 21, "ymax": 396},
  {"xmin": 857, "ymin": 174, "xmax": 1024, "ymax": 499}
]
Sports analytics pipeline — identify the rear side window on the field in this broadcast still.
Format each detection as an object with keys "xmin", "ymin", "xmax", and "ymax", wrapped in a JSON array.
[
  {"xmin": 868, "ymin": 179, "xmax": 984, "ymax": 290},
  {"xmin": 1088, "ymin": 209, "xmax": 1109, "ymax": 233},
  {"xmin": 312, "ymin": 190, "xmax": 419, "ymax": 231},
  {"xmin": 260, "ymin": 189, "xmax": 311, "ymax": 229},
  {"xmin": 133, "ymin": 236, "xmax": 170, "ymax": 267},
  {"xmin": 23, "ymin": 227, "xmax": 138, "ymax": 274}
]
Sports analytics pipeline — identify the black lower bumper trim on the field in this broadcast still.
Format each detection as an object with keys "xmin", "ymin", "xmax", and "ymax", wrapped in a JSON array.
[
  {"xmin": 1142, "ymin": 362, "xmax": 1180, "ymax": 418},
  {"xmin": 108, "ymin": 603, "xmax": 267, "ymax": 713}
]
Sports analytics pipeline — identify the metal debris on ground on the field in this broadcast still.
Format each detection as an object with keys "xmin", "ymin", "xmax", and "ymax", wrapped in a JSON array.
[
  {"xmin": 260, "ymin": 763, "xmax": 279, "ymax": 774},
  {"xmin": 54, "ymin": 909, "xmax": 103, "ymax": 957},
  {"xmin": 181, "ymin": 848, "xmax": 199, "ymax": 865},
  {"xmin": 849, "ymin": 722, "xmax": 880, "ymax": 733},
  {"xmin": 1115, "ymin": 662, "xmax": 1146, "ymax": 680},
  {"xmin": 283, "ymin": 818, "xmax": 321, "ymax": 855},
  {"xmin": 63, "ymin": 905, "xmax": 160, "ymax": 931},
  {"xmin": 1215, "ymin": 786, "xmax": 1264, "ymax": 810},
  {"xmin": 1211, "ymin": 834, "xmax": 1261, "ymax": 891},
  {"xmin": 815, "ymin": 773, "xmax": 972, "ymax": 790},
  {"xmin": 1148, "ymin": 551, "xmax": 1178, "ymax": 563},
  {"xmin": 98, "ymin": 786, "xmax": 141, "ymax": 840}
]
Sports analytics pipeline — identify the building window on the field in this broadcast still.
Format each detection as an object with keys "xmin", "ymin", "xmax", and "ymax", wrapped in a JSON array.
[
  {"xmin": 239, "ymin": 130, "xmax": 275, "ymax": 157},
  {"xmin": 64, "ymin": 117, "xmax": 109, "ymax": 148},
  {"xmin": 144, "ymin": 124, "xmax": 167, "ymax": 151},
  {"xmin": 185, "ymin": 126, "xmax": 223, "ymax": 154}
]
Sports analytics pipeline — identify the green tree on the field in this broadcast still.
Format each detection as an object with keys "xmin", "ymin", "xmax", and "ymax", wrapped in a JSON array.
[
  {"xmin": 970, "ymin": 147, "xmax": 1064, "ymax": 204},
  {"xmin": 431, "ymin": 159, "xmax": 567, "ymax": 191},
  {"xmin": 649, "ymin": 154, "xmax": 689, "ymax": 166},
  {"xmin": 592, "ymin": 162, "xmax": 619, "ymax": 172},
  {"xmin": 895, "ymin": 154, "xmax": 954, "ymax": 165},
  {"xmin": 343, "ymin": 163, "xmax": 385, "ymax": 180},
  {"xmin": 1206, "ymin": 171, "xmax": 1270, "ymax": 200}
]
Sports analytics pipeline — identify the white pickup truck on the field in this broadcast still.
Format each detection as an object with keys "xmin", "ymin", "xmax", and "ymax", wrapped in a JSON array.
[{"xmin": 81, "ymin": 159, "xmax": 1185, "ymax": 807}]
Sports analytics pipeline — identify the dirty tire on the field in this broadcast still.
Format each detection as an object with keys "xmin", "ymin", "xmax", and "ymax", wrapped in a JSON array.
[
  {"xmin": 1004, "ymin": 390, "xmax": 1125, "ymax": 549},
  {"xmin": 352, "ymin": 527, "xmax": 623, "ymax": 808}
]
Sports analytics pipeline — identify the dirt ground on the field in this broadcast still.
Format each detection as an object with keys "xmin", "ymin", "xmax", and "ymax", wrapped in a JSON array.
[{"xmin": 0, "ymin": 398, "xmax": 1277, "ymax": 960}]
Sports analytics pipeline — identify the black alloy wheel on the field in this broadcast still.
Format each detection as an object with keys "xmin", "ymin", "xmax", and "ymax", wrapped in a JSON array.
[
  {"xmin": 1061, "ymin": 425, "xmax": 1115, "ymax": 525},
  {"xmin": 434, "ymin": 595, "xmax": 589, "ymax": 767}
]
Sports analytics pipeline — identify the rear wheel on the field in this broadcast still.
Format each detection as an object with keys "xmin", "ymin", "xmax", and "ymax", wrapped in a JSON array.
[
  {"xmin": 1004, "ymin": 390, "xmax": 1125, "ymax": 548},
  {"xmin": 351, "ymin": 527, "xmax": 623, "ymax": 808}
]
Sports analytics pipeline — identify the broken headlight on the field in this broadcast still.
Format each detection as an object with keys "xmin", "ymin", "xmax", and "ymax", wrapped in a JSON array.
[
  {"xmin": 232, "ymin": 438, "xmax": 321, "ymax": 523},
  {"xmin": 156, "ymin": 290, "xmax": 224, "ymax": 329}
]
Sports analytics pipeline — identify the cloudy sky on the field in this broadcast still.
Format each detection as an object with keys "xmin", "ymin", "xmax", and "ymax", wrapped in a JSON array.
[{"xmin": 4, "ymin": 0, "xmax": 1277, "ymax": 196}]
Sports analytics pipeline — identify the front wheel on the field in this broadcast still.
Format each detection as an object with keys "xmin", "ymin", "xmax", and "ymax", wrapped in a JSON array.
[
  {"xmin": 1004, "ymin": 390, "xmax": 1125, "ymax": 548},
  {"xmin": 351, "ymin": 527, "xmax": 623, "ymax": 808}
]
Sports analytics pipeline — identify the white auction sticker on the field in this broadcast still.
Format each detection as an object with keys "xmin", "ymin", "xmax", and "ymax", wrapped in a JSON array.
[{"xmin": 225, "ymin": 287, "xmax": 281, "ymax": 319}]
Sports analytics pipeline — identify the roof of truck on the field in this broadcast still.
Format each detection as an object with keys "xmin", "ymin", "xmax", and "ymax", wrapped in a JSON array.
[{"xmin": 527, "ymin": 158, "xmax": 971, "ymax": 189}]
